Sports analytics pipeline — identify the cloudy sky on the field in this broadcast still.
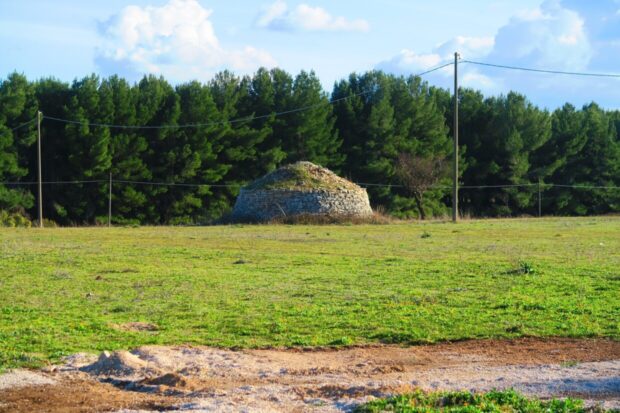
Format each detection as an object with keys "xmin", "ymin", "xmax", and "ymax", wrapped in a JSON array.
[{"xmin": 1, "ymin": 0, "xmax": 619, "ymax": 109}]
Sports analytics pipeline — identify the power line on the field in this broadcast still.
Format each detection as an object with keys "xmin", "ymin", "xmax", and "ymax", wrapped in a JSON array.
[
  {"xmin": 356, "ymin": 182, "xmax": 404, "ymax": 188},
  {"xmin": 10, "ymin": 117, "xmax": 38, "ymax": 132},
  {"xmin": 1, "ymin": 180, "xmax": 107, "ymax": 185},
  {"xmin": 460, "ymin": 183, "xmax": 538, "ymax": 189},
  {"xmin": 39, "ymin": 62, "xmax": 454, "ymax": 130},
  {"xmin": 7, "ymin": 60, "xmax": 620, "ymax": 132},
  {"xmin": 462, "ymin": 60, "xmax": 620, "ymax": 78},
  {"xmin": 112, "ymin": 179, "xmax": 240, "ymax": 188},
  {"xmin": 2, "ymin": 179, "xmax": 619, "ymax": 190},
  {"xmin": 42, "ymin": 92, "xmax": 375, "ymax": 130},
  {"xmin": 552, "ymin": 184, "xmax": 620, "ymax": 190},
  {"xmin": 415, "ymin": 62, "xmax": 454, "ymax": 77}
]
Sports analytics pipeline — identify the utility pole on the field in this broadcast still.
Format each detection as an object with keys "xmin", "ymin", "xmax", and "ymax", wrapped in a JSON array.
[
  {"xmin": 37, "ymin": 111, "xmax": 43, "ymax": 228},
  {"xmin": 108, "ymin": 172, "xmax": 112, "ymax": 227},
  {"xmin": 538, "ymin": 180, "xmax": 542, "ymax": 218},
  {"xmin": 452, "ymin": 52, "xmax": 459, "ymax": 222}
]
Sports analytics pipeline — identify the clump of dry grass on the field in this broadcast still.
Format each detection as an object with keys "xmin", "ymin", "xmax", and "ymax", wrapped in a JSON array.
[{"xmin": 265, "ymin": 211, "xmax": 397, "ymax": 225}]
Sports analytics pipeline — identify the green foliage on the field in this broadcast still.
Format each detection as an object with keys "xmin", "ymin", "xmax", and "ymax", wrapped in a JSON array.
[
  {"xmin": 457, "ymin": 91, "xmax": 552, "ymax": 216},
  {"xmin": 517, "ymin": 260, "xmax": 536, "ymax": 275},
  {"xmin": 0, "ymin": 210, "xmax": 31, "ymax": 227},
  {"xmin": 0, "ymin": 73, "xmax": 37, "ymax": 211},
  {"xmin": 333, "ymin": 72, "xmax": 451, "ymax": 216},
  {"xmin": 542, "ymin": 104, "xmax": 620, "ymax": 215},
  {"xmin": 0, "ymin": 69, "xmax": 619, "ymax": 223},
  {"xmin": 0, "ymin": 217, "xmax": 617, "ymax": 368},
  {"xmin": 355, "ymin": 389, "xmax": 588, "ymax": 413},
  {"xmin": 283, "ymin": 71, "xmax": 343, "ymax": 169}
]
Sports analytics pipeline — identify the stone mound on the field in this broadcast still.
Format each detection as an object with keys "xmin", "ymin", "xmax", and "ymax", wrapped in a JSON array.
[
  {"xmin": 81, "ymin": 351, "xmax": 160, "ymax": 378},
  {"xmin": 232, "ymin": 161, "xmax": 373, "ymax": 222},
  {"xmin": 245, "ymin": 161, "xmax": 360, "ymax": 191}
]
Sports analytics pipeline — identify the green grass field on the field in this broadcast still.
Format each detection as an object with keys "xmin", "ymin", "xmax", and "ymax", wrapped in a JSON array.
[{"xmin": 0, "ymin": 217, "xmax": 618, "ymax": 369}]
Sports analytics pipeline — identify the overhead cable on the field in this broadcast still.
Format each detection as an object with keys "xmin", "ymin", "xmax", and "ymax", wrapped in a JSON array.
[
  {"xmin": 39, "ymin": 62, "xmax": 454, "ymax": 130},
  {"xmin": 462, "ymin": 60, "xmax": 620, "ymax": 78}
]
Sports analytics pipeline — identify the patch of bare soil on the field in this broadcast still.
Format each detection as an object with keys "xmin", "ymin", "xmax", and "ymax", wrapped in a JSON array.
[
  {"xmin": 0, "ymin": 377, "xmax": 175, "ymax": 413},
  {"xmin": 0, "ymin": 338, "xmax": 618, "ymax": 412},
  {"xmin": 113, "ymin": 322, "xmax": 159, "ymax": 332}
]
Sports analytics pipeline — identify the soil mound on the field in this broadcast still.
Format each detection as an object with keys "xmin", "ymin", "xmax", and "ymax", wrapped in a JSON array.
[
  {"xmin": 141, "ymin": 372, "xmax": 189, "ymax": 388},
  {"xmin": 81, "ymin": 350, "xmax": 160, "ymax": 377}
]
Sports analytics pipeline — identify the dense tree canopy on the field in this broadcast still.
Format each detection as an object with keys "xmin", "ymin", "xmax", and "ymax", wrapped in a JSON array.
[{"xmin": 0, "ymin": 68, "xmax": 618, "ymax": 224}]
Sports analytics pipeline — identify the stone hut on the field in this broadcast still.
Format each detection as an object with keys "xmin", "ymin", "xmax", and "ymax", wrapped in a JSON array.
[{"xmin": 231, "ymin": 162, "xmax": 373, "ymax": 222}]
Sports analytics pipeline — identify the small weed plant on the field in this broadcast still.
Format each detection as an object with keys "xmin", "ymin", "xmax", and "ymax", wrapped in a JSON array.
[
  {"xmin": 355, "ymin": 389, "xmax": 592, "ymax": 413},
  {"xmin": 518, "ymin": 260, "xmax": 536, "ymax": 275}
]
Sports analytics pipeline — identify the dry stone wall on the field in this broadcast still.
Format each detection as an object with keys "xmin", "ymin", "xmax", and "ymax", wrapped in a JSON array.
[{"xmin": 232, "ymin": 188, "xmax": 373, "ymax": 222}]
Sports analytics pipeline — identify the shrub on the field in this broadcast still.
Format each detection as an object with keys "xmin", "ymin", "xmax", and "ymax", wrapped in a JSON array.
[
  {"xmin": 0, "ymin": 210, "xmax": 32, "ymax": 228},
  {"xmin": 32, "ymin": 218, "xmax": 58, "ymax": 228}
]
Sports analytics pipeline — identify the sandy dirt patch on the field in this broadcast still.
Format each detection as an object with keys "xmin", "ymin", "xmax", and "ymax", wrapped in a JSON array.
[
  {"xmin": 0, "ymin": 369, "xmax": 56, "ymax": 390},
  {"xmin": 0, "ymin": 338, "xmax": 618, "ymax": 413},
  {"xmin": 112, "ymin": 322, "xmax": 159, "ymax": 332}
]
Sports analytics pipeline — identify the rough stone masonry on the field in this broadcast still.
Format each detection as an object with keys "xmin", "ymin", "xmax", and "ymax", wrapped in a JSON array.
[{"xmin": 231, "ymin": 162, "xmax": 373, "ymax": 222}]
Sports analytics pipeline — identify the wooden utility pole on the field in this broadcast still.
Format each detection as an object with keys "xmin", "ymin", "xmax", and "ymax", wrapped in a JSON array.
[
  {"xmin": 37, "ymin": 111, "xmax": 43, "ymax": 228},
  {"xmin": 452, "ymin": 52, "xmax": 459, "ymax": 222},
  {"xmin": 538, "ymin": 180, "xmax": 542, "ymax": 218},
  {"xmin": 108, "ymin": 172, "xmax": 112, "ymax": 227}
]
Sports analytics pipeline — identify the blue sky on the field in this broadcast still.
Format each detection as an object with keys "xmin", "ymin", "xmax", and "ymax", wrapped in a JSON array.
[{"xmin": 1, "ymin": 0, "xmax": 619, "ymax": 109}]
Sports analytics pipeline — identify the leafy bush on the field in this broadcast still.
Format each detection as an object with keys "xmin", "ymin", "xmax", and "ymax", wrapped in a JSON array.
[
  {"xmin": 0, "ymin": 210, "xmax": 32, "ymax": 227},
  {"xmin": 355, "ymin": 389, "xmax": 590, "ymax": 413}
]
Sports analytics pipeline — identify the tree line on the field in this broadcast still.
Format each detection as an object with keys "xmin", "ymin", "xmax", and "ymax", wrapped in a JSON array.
[{"xmin": 0, "ymin": 69, "xmax": 619, "ymax": 224}]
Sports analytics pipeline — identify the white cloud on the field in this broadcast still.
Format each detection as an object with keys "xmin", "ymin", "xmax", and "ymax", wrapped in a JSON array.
[
  {"xmin": 488, "ymin": 0, "xmax": 591, "ymax": 70},
  {"xmin": 256, "ymin": 1, "xmax": 369, "ymax": 32},
  {"xmin": 376, "ymin": 36, "xmax": 494, "ymax": 74},
  {"xmin": 96, "ymin": 0, "xmax": 276, "ymax": 81},
  {"xmin": 376, "ymin": 0, "xmax": 620, "ymax": 108},
  {"xmin": 256, "ymin": 0, "xmax": 289, "ymax": 29}
]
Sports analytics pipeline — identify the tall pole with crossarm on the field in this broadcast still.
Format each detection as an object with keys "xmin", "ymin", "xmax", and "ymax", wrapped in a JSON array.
[
  {"xmin": 37, "ymin": 111, "xmax": 43, "ymax": 228},
  {"xmin": 452, "ymin": 53, "xmax": 459, "ymax": 222}
]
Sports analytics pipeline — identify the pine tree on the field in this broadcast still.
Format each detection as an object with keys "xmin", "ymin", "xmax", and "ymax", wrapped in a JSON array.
[
  {"xmin": 236, "ymin": 68, "xmax": 287, "ymax": 176},
  {"xmin": 0, "ymin": 73, "xmax": 37, "ymax": 212},
  {"xmin": 459, "ymin": 92, "xmax": 551, "ymax": 216},
  {"xmin": 333, "ymin": 71, "xmax": 450, "ymax": 217},
  {"xmin": 132, "ymin": 75, "xmax": 181, "ymax": 223},
  {"xmin": 54, "ymin": 75, "xmax": 112, "ymax": 223},
  {"xmin": 551, "ymin": 104, "xmax": 620, "ymax": 214},
  {"xmin": 209, "ymin": 70, "xmax": 273, "ymax": 188},
  {"xmin": 105, "ymin": 75, "xmax": 149, "ymax": 224},
  {"xmin": 281, "ymin": 71, "xmax": 342, "ymax": 169}
]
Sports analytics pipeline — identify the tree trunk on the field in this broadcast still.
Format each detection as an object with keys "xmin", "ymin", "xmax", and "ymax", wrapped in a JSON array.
[{"xmin": 413, "ymin": 193, "xmax": 426, "ymax": 220}]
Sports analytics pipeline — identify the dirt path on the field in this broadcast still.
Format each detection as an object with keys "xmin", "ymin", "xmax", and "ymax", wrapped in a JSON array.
[{"xmin": 1, "ymin": 338, "xmax": 618, "ymax": 412}]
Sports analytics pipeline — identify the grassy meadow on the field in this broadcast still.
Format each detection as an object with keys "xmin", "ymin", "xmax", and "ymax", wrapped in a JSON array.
[{"xmin": 0, "ymin": 217, "xmax": 618, "ymax": 369}]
